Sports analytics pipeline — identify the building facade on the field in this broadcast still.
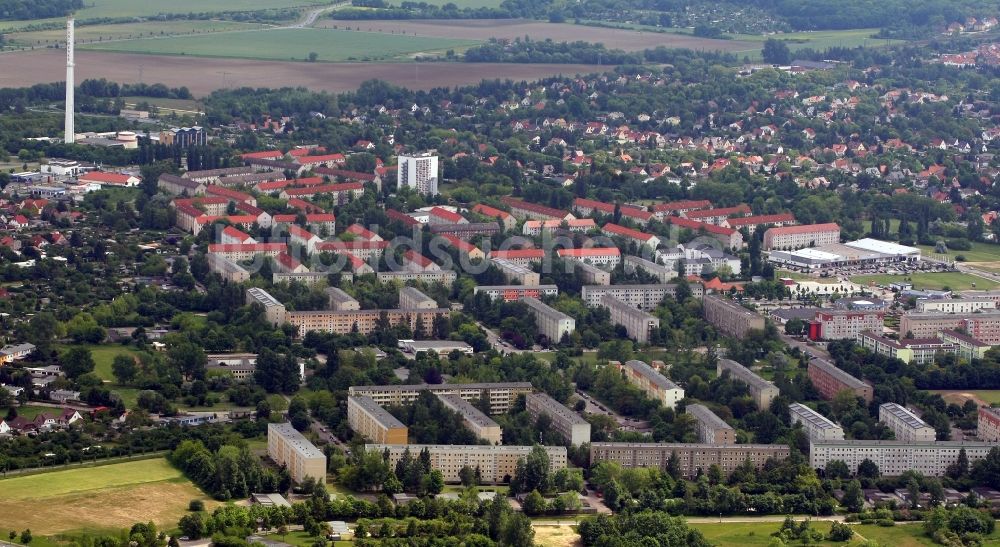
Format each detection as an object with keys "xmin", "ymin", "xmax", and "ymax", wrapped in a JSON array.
[
  {"xmin": 246, "ymin": 287, "xmax": 287, "ymax": 326},
  {"xmin": 399, "ymin": 287, "xmax": 437, "ymax": 310},
  {"xmin": 436, "ymin": 393, "xmax": 502, "ymax": 445},
  {"xmin": 977, "ymin": 406, "xmax": 1000, "ymax": 442},
  {"xmin": 397, "ymin": 153, "xmax": 439, "ymax": 196},
  {"xmin": 600, "ymin": 294, "xmax": 660, "ymax": 344},
  {"xmin": 367, "ymin": 444, "xmax": 567, "ymax": 484},
  {"xmin": 686, "ymin": 404, "xmax": 735, "ymax": 445},
  {"xmin": 521, "ymin": 297, "xmax": 575, "ymax": 342},
  {"xmin": 590, "ymin": 442, "xmax": 790, "ymax": 480},
  {"xmin": 347, "ymin": 395, "xmax": 408, "ymax": 444},
  {"xmin": 284, "ymin": 308, "xmax": 448, "ymax": 337},
  {"xmin": 809, "ymin": 310, "xmax": 884, "ymax": 341},
  {"xmin": 716, "ymin": 358, "xmax": 779, "ymax": 410},
  {"xmin": 525, "ymin": 392, "xmax": 591, "ymax": 446},
  {"xmin": 763, "ymin": 223, "xmax": 841, "ymax": 250},
  {"xmin": 267, "ymin": 422, "xmax": 327, "ymax": 483},
  {"xmin": 899, "ymin": 311, "xmax": 1000, "ymax": 345},
  {"xmin": 807, "ymin": 358, "xmax": 873, "ymax": 403},
  {"xmin": 789, "ymin": 403, "xmax": 845, "ymax": 441},
  {"xmin": 703, "ymin": 295, "xmax": 766, "ymax": 339},
  {"xmin": 809, "ymin": 440, "xmax": 995, "ymax": 477},
  {"xmin": 474, "ymin": 285, "xmax": 559, "ymax": 302},
  {"xmin": 581, "ymin": 284, "xmax": 703, "ymax": 309},
  {"xmin": 623, "ymin": 255, "xmax": 678, "ymax": 283},
  {"xmin": 349, "ymin": 383, "xmax": 532, "ymax": 414},
  {"xmin": 879, "ymin": 402, "xmax": 937, "ymax": 442},
  {"xmin": 620, "ymin": 360, "xmax": 685, "ymax": 409}
]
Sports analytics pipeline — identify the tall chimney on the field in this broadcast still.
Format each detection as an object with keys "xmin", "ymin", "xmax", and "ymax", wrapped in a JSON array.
[{"xmin": 64, "ymin": 18, "xmax": 75, "ymax": 144}]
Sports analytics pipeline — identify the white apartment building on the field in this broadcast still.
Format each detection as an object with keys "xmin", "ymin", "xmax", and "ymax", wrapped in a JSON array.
[
  {"xmin": 267, "ymin": 422, "xmax": 327, "ymax": 483},
  {"xmin": 879, "ymin": 402, "xmax": 937, "ymax": 442},
  {"xmin": 437, "ymin": 393, "xmax": 502, "ymax": 445},
  {"xmin": 623, "ymin": 255, "xmax": 678, "ymax": 283},
  {"xmin": 521, "ymin": 297, "xmax": 575, "ymax": 343},
  {"xmin": 367, "ymin": 444, "xmax": 567, "ymax": 484},
  {"xmin": 397, "ymin": 153, "xmax": 439, "ymax": 196},
  {"xmin": 399, "ymin": 286, "xmax": 438, "ymax": 310},
  {"xmin": 915, "ymin": 298, "xmax": 997, "ymax": 314},
  {"xmin": 581, "ymin": 284, "xmax": 704, "ymax": 309},
  {"xmin": 620, "ymin": 360, "xmax": 684, "ymax": 409},
  {"xmin": 246, "ymin": 287, "xmax": 287, "ymax": 326},
  {"xmin": 492, "ymin": 258, "xmax": 541, "ymax": 286},
  {"xmin": 810, "ymin": 440, "xmax": 995, "ymax": 477},
  {"xmin": 349, "ymin": 383, "xmax": 533, "ymax": 414},
  {"xmin": 525, "ymin": 392, "xmax": 591, "ymax": 446},
  {"xmin": 789, "ymin": 403, "xmax": 844, "ymax": 441},
  {"xmin": 978, "ymin": 406, "xmax": 1000, "ymax": 442},
  {"xmin": 600, "ymin": 294, "xmax": 660, "ymax": 344}
]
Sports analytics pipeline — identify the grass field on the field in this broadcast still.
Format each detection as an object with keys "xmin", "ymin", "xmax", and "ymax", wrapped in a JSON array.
[
  {"xmin": 10, "ymin": 405, "xmax": 66, "ymax": 420},
  {"xmin": 81, "ymin": 27, "xmax": 480, "ymax": 62},
  {"xmin": 850, "ymin": 272, "xmax": 998, "ymax": 291},
  {"xmin": 729, "ymin": 28, "xmax": 907, "ymax": 55},
  {"xmin": 918, "ymin": 241, "xmax": 1000, "ymax": 263},
  {"xmin": 7, "ymin": 20, "xmax": 268, "ymax": 47},
  {"xmin": 689, "ymin": 521, "xmax": 951, "ymax": 546},
  {"xmin": 0, "ymin": 458, "xmax": 216, "ymax": 535},
  {"xmin": 56, "ymin": 344, "xmax": 141, "ymax": 382},
  {"xmin": 932, "ymin": 389, "xmax": 1000, "ymax": 406}
]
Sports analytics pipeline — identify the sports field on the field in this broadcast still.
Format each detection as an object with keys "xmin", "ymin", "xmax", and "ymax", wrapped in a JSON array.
[
  {"xmin": 932, "ymin": 390, "xmax": 1000, "ymax": 407},
  {"xmin": 81, "ymin": 27, "xmax": 479, "ymax": 62},
  {"xmin": 850, "ymin": 272, "xmax": 998, "ymax": 291},
  {"xmin": 0, "ymin": 458, "xmax": 216, "ymax": 535}
]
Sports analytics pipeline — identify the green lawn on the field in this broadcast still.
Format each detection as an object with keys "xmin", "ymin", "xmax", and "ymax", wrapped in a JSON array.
[
  {"xmin": 60, "ymin": 344, "xmax": 141, "ymax": 382},
  {"xmin": 7, "ymin": 20, "xmax": 267, "ymax": 46},
  {"xmin": 917, "ymin": 241, "xmax": 1000, "ymax": 263},
  {"xmin": 264, "ymin": 530, "xmax": 350, "ymax": 547},
  {"xmin": 0, "ymin": 458, "xmax": 217, "ymax": 535},
  {"xmin": 10, "ymin": 405, "xmax": 64, "ymax": 420},
  {"xmin": 81, "ymin": 27, "xmax": 480, "ymax": 62},
  {"xmin": 690, "ymin": 521, "xmax": 945, "ymax": 546},
  {"xmin": 850, "ymin": 272, "xmax": 998, "ymax": 291}
]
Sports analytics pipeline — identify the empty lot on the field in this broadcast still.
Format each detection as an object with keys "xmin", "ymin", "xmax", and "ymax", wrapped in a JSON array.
[
  {"xmin": 0, "ymin": 49, "xmax": 605, "ymax": 96},
  {"xmin": 318, "ymin": 18, "xmax": 756, "ymax": 53}
]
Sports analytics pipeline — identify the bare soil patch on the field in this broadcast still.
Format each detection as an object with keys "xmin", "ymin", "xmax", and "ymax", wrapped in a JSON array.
[
  {"xmin": 317, "ymin": 18, "xmax": 756, "ymax": 53},
  {"xmin": 0, "ymin": 49, "xmax": 606, "ymax": 96}
]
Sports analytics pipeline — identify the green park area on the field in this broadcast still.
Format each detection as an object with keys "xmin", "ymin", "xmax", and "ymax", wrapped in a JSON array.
[
  {"xmin": 0, "ymin": 458, "xmax": 216, "ymax": 535},
  {"xmin": 850, "ymin": 272, "xmax": 998, "ymax": 291},
  {"xmin": 81, "ymin": 27, "xmax": 480, "ymax": 62},
  {"xmin": 689, "ymin": 520, "xmax": 946, "ymax": 547}
]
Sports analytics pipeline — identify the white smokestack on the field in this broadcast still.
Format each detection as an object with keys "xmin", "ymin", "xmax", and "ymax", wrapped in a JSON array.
[{"xmin": 64, "ymin": 18, "xmax": 75, "ymax": 144}]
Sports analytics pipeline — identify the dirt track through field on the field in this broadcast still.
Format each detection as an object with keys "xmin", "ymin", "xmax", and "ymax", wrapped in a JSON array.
[
  {"xmin": 316, "ymin": 18, "xmax": 756, "ymax": 53},
  {"xmin": 0, "ymin": 49, "xmax": 607, "ymax": 96}
]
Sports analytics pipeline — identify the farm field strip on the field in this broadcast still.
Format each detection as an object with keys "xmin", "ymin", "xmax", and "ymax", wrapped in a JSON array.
[{"xmin": 6, "ymin": 20, "xmax": 270, "ymax": 47}]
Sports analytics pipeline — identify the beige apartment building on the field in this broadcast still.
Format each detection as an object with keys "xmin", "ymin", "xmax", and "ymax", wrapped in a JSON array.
[
  {"xmin": 900, "ymin": 310, "xmax": 1000, "ymax": 345},
  {"xmin": 789, "ymin": 403, "xmax": 844, "ymax": 441},
  {"xmin": 879, "ymin": 402, "xmax": 937, "ymax": 442},
  {"xmin": 347, "ymin": 395, "xmax": 408, "ymax": 444},
  {"xmin": 521, "ymin": 297, "xmax": 575, "ymax": 343},
  {"xmin": 620, "ymin": 360, "xmax": 685, "ymax": 409},
  {"xmin": 623, "ymin": 255, "xmax": 678, "ymax": 283},
  {"xmin": 398, "ymin": 286, "xmax": 438, "ymax": 310},
  {"xmin": 325, "ymin": 287, "xmax": 360, "ymax": 311},
  {"xmin": 686, "ymin": 404, "xmax": 734, "ymax": 445},
  {"xmin": 367, "ymin": 444, "xmax": 567, "ymax": 484},
  {"xmin": 581, "ymin": 284, "xmax": 704, "ymax": 309},
  {"xmin": 716, "ymin": 358, "xmax": 779, "ymax": 410},
  {"xmin": 284, "ymin": 308, "xmax": 448, "ymax": 337},
  {"xmin": 977, "ymin": 406, "xmax": 1000, "ymax": 442},
  {"xmin": 525, "ymin": 392, "xmax": 591, "ymax": 446},
  {"xmin": 437, "ymin": 393, "xmax": 502, "ymax": 445},
  {"xmin": 267, "ymin": 422, "xmax": 327, "ymax": 483},
  {"xmin": 208, "ymin": 254, "xmax": 250, "ymax": 283},
  {"xmin": 590, "ymin": 442, "xmax": 790, "ymax": 479},
  {"xmin": 492, "ymin": 258, "xmax": 541, "ymax": 286},
  {"xmin": 600, "ymin": 295, "xmax": 661, "ymax": 344},
  {"xmin": 763, "ymin": 223, "xmax": 841, "ymax": 250},
  {"xmin": 809, "ymin": 440, "xmax": 996, "ymax": 477},
  {"xmin": 349, "ymin": 383, "xmax": 533, "ymax": 414},
  {"xmin": 246, "ymin": 287, "xmax": 287, "ymax": 326},
  {"xmin": 703, "ymin": 295, "xmax": 766, "ymax": 339},
  {"xmin": 570, "ymin": 259, "xmax": 611, "ymax": 286}
]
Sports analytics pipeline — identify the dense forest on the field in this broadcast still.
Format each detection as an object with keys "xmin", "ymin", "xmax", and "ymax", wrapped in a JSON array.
[{"xmin": 0, "ymin": 0, "xmax": 81, "ymax": 20}]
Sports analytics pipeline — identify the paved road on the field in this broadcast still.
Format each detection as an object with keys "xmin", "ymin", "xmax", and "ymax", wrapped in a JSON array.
[{"xmin": 288, "ymin": 3, "xmax": 348, "ymax": 29}]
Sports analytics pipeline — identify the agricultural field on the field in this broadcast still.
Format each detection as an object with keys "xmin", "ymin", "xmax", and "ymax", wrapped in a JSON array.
[
  {"xmin": 0, "ymin": 458, "xmax": 216, "ymax": 535},
  {"xmin": 850, "ymin": 272, "xmax": 998, "ymax": 291},
  {"xmin": 0, "ymin": 48, "xmax": 605, "ymax": 96},
  {"xmin": 6, "ymin": 20, "xmax": 268, "ymax": 48},
  {"xmin": 316, "ymin": 18, "xmax": 756, "ymax": 53},
  {"xmin": 729, "ymin": 28, "xmax": 907, "ymax": 54}
]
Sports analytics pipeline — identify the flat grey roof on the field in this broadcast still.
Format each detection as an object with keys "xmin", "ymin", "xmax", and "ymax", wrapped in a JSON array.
[
  {"xmin": 717, "ymin": 359, "xmax": 776, "ymax": 391},
  {"xmin": 686, "ymin": 404, "xmax": 733, "ymax": 431},
  {"xmin": 268, "ymin": 422, "xmax": 324, "ymax": 458},
  {"xmin": 808, "ymin": 358, "xmax": 868, "ymax": 389},
  {"xmin": 526, "ymin": 392, "xmax": 589, "ymax": 425},
  {"xmin": 789, "ymin": 403, "xmax": 842, "ymax": 430},
  {"xmin": 436, "ymin": 393, "xmax": 500, "ymax": 428},
  {"xmin": 350, "ymin": 395, "xmax": 406, "ymax": 429},
  {"xmin": 879, "ymin": 402, "xmax": 932, "ymax": 430},
  {"xmin": 625, "ymin": 360, "xmax": 680, "ymax": 390}
]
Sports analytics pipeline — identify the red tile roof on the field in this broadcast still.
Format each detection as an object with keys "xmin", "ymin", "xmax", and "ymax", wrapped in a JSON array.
[
  {"xmin": 602, "ymin": 222, "xmax": 655, "ymax": 242},
  {"xmin": 429, "ymin": 207, "xmax": 464, "ymax": 223}
]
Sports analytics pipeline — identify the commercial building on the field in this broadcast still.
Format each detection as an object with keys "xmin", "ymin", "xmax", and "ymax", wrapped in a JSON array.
[
  {"xmin": 620, "ymin": 360, "xmax": 684, "ymax": 409},
  {"xmin": 879, "ymin": 403, "xmax": 937, "ymax": 442},
  {"xmin": 809, "ymin": 440, "xmax": 996, "ymax": 477},
  {"xmin": 325, "ymin": 287, "xmax": 360, "ymax": 311},
  {"xmin": 436, "ymin": 394, "xmax": 502, "ymax": 445},
  {"xmin": 581, "ymin": 284, "xmax": 703, "ymax": 309},
  {"xmin": 768, "ymin": 239, "xmax": 921, "ymax": 272},
  {"xmin": 367, "ymin": 444, "xmax": 567, "ymax": 484},
  {"xmin": 763, "ymin": 223, "xmax": 841, "ymax": 250},
  {"xmin": 789, "ymin": 403, "xmax": 845, "ymax": 441},
  {"xmin": 267, "ymin": 422, "xmax": 327, "ymax": 483},
  {"xmin": 916, "ymin": 298, "xmax": 996, "ymax": 314},
  {"xmin": 569, "ymin": 259, "xmax": 611, "ymax": 286},
  {"xmin": 716, "ymin": 359, "xmax": 779, "ymax": 410},
  {"xmin": 206, "ymin": 353, "xmax": 258, "ymax": 381},
  {"xmin": 899, "ymin": 310, "xmax": 1000, "ymax": 345},
  {"xmin": 807, "ymin": 358, "xmax": 873, "ymax": 403},
  {"xmin": 397, "ymin": 153, "xmax": 439, "ymax": 196},
  {"xmin": 525, "ymin": 392, "xmax": 591, "ymax": 446},
  {"xmin": 399, "ymin": 287, "xmax": 438, "ymax": 310},
  {"xmin": 349, "ymin": 383, "xmax": 533, "ymax": 414},
  {"xmin": 246, "ymin": 287, "xmax": 287, "ymax": 326},
  {"xmin": 590, "ymin": 442, "xmax": 790, "ymax": 480},
  {"xmin": 474, "ymin": 285, "xmax": 559, "ymax": 302},
  {"xmin": 807, "ymin": 310, "xmax": 884, "ymax": 341},
  {"xmin": 347, "ymin": 395, "xmax": 408, "ymax": 444},
  {"xmin": 856, "ymin": 331, "xmax": 955, "ymax": 365},
  {"xmin": 492, "ymin": 258, "xmax": 541, "ymax": 286},
  {"xmin": 284, "ymin": 308, "xmax": 448, "ymax": 338},
  {"xmin": 977, "ymin": 406, "xmax": 1000, "ymax": 442},
  {"xmin": 703, "ymin": 295, "xmax": 766, "ymax": 339},
  {"xmin": 623, "ymin": 255, "xmax": 677, "ymax": 283},
  {"xmin": 600, "ymin": 294, "xmax": 660, "ymax": 344},
  {"xmin": 521, "ymin": 297, "xmax": 575, "ymax": 342},
  {"xmin": 686, "ymin": 404, "xmax": 734, "ymax": 445}
]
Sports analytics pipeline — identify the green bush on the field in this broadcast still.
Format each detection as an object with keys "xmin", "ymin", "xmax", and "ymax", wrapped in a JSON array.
[{"xmin": 877, "ymin": 519, "xmax": 895, "ymax": 527}]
